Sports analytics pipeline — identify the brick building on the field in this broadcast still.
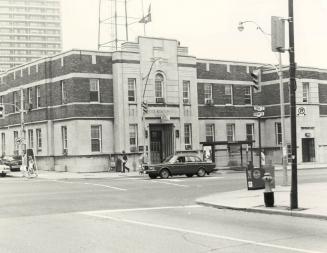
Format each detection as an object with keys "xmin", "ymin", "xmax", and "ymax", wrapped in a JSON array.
[{"xmin": 0, "ymin": 36, "xmax": 326, "ymax": 172}]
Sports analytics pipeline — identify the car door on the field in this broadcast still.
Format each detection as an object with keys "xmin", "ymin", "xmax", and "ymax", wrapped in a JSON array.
[
  {"xmin": 173, "ymin": 156, "xmax": 187, "ymax": 175},
  {"xmin": 185, "ymin": 156, "xmax": 198, "ymax": 174}
]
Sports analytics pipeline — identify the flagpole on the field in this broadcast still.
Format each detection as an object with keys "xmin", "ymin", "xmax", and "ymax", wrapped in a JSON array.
[{"xmin": 141, "ymin": 0, "xmax": 146, "ymax": 35}]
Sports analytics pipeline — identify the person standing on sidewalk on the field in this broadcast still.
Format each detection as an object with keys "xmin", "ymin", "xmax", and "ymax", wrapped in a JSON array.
[{"xmin": 122, "ymin": 151, "xmax": 130, "ymax": 173}]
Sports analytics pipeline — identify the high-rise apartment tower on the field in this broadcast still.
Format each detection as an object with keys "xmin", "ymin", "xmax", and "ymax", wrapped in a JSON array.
[{"xmin": 0, "ymin": 0, "xmax": 62, "ymax": 72}]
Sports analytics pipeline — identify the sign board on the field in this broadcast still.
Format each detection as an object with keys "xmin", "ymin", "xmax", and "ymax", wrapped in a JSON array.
[
  {"xmin": 253, "ymin": 111, "xmax": 265, "ymax": 117},
  {"xmin": 297, "ymin": 107, "xmax": 306, "ymax": 116},
  {"xmin": 253, "ymin": 105, "xmax": 265, "ymax": 112}
]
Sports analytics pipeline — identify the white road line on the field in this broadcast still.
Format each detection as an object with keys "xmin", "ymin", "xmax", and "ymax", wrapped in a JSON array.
[
  {"xmin": 83, "ymin": 212, "xmax": 324, "ymax": 253},
  {"xmin": 83, "ymin": 182, "xmax": 127, "ymax": 191},
  {"xmin": 151, "ymin": 180, "xmax": 188, "ymax": 187},
  {"xmin": 81, "ymin": 205, "xmax": 201, "ymax": 215},
  {"xmin": 50, "ymin": 180, "xmax": 127, "ymax": 191}
]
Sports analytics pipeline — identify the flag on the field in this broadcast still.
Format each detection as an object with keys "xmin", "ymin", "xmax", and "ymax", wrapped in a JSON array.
[{"xmin": 139, "ymin": 4, "xmax": 151, "ymax": 24}]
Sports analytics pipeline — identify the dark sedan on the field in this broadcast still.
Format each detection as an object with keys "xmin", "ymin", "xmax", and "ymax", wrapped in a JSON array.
[
  {"xmin": 2, "ymin": 155, "xmax": 22, "ymax": 171},
  {"xmin": 144, "ymin": 153, "xmax": 217, "ymax": 179}
]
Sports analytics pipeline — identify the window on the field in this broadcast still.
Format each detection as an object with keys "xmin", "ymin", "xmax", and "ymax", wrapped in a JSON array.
[
  {"xmin": 128, "ymin": 78, "xmax": 136, "ymax": 102},
  {"xmin": 91, "ymin": 125, "xmax": 102, "ymax": 152},
  {"xmin": 129, "ymin": 124, "xmax": 138, "ymax": 152},
  {"xmin": 183, "ymin": 80, "xmax": 190, "ymax": 103},
  {"xmin": 14, "ymin": 131, "xmax": 19, "ymax": 154},
  {"xmin": 60, "ymin": 81, "xmax": 67, "ymax": 104},
  {"xmin": 90, "ymin": 79, "xmax": 99, "ymax": 102},
  {"xmin": 36, "ymin": 85, "xmax": 41, "ymax": 107},
  {"xmin": 244, "ymin": 86, "xmax": 252, "ymax": 105},
  {"xmin": 275, "ymin": 122, "xmax": 282, "ymax": 145},
  {"xmin": 1, "ymin": 133, "xmax": 5, "ymax": 156},
  {"xmin": 61, "ymin": 126, "xmax": 67, "ymax": 153},
  {"xmin": 13, "ymin": 91, "xmax": 19, "ymax": 112},
  {"xmin": 155, "ymin": 73, "xmax": 164, "ymax": 99},
  {"xmin": 205, "ymin": 124, "xmax": 215, "ymax": 142},
  {"xmin": 184, "ymin": 123, "xmax": 192, "ymax": 147},
  {"xmin": 226, "ymin": 124, "xmax": 235, "ymax": 142},
  {"xmin": 225, "ymin": 85, "xmax": 233, "ymax": 104},
  {"xmin": 303, "ymin": 82, "xmax": 309, "ymax": 103},
  {"xmin": 36, "ymin": 128, "xmax": 42, "ymax": 151},
  {"xmin": 287, "ymin": 144, "xmax": 292, "ymax": 163},
  {"xmin": 28, "ymin": 129, "xmax": 34, "ymax": 149},
  {"xmin": 246, "ymin": 124, "xmax": 254, "ymax": 142},
  {"xmin": 204, "ymin": 84, "xmax": 212, "ymax": 103},
  {"xmin": 27, "ymin": 87, "xmax": 32, "ymax": 109},
  {"xmin": 0, "ymin": 96, "xmax": 3, "ymax": 105}
]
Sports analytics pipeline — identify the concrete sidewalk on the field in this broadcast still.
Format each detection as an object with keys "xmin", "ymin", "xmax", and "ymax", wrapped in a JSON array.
[
  {"xmin": 197, "ymin": 182, "xmax": 327, "ymax": 220},
  {"xmin": 8, "ymin": 170, "xmax": 142, "ymax": 180}
]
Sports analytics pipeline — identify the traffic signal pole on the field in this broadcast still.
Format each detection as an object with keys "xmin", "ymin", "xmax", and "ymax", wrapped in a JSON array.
[{"xmin": 288, "ymin": 0, "xmax": 298, "ymax": 209}]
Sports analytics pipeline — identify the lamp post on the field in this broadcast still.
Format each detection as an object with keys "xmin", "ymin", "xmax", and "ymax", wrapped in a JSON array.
[{"xmin": 238, "ymin": 20, "xmax": 288, "ymax": 186}]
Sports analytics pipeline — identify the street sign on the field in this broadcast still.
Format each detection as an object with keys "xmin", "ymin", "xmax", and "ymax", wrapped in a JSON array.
[
  {"xmin": 253, "ymin": 105, "xmax": 265, "ymax": 112},
  {"xmin": 253, "ymin": 111, "xmax": 265, "ymax": 117},
  {"xmin": 297, "ymin": 107, "xmax": 306, "ymax": 116}
]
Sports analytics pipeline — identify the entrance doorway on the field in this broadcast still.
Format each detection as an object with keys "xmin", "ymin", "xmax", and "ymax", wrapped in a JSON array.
[
  {"xmin": 149, "ymin": 124, "xmax": 174, "ymax": 164},
  {"xmin": 302, "ymin": 138, "xmax": 315, "ymax": 162}
]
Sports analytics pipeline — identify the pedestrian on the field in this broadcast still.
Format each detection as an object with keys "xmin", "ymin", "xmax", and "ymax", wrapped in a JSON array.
[{"xmin": 122, "ymin": 151, "xmax": 130, "ymax": 173}]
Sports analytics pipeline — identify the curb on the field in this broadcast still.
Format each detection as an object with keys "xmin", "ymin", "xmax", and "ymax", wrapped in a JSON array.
[{"xmin": 196, "ymin": 200, "xmax": 327, "ymax": 221}]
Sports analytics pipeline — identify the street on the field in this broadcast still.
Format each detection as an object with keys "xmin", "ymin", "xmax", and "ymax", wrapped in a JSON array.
[{"xmin": 1, "ymin": 169, "xmax": 327, "ymax": 252}]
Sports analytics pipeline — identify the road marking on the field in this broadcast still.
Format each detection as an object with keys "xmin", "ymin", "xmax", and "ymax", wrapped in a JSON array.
[
  {"xmin": 81, "ymin": 205, "xmax": 201, "ymax": 215},
  {"xmin": 151, "ymin": 180, "xmax": 188, "ymax": 187},
  {"xmin": 83, "ymin": 212, "xmax": 324, "ymax": 253},
  {"xmin": 50, "ymin": 180, "xmax": 127, "ymax": 191},
  {"xmin": 83, "ymin": 182, "xmax": 127, "ymax": 191}
]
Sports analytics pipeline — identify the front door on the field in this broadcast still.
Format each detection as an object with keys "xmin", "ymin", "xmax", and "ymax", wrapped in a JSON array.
[
  {"xmin": 302, "ymin": 138, "xmax": 315, "ymax": 162},
  {"xmin": 150, "ymin": 130, "xmax": 162, "ymax": 164}
]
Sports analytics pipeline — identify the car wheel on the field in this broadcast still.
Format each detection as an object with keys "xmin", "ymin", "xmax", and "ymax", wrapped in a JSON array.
[
  {"xmin": 197, "ymin": 168, "xmax": 206, "ymax": 177},
  {"xmin": 160, "ymin": 169, "xmax": 170, "ymax": 179},
  {"xmin": 186, "ymin": 174, "xmax": 193, "ymax": 177},
  {"xmin": 149, "ymin": 174, "xmax": 157, "ymax": 179},
  {"xmin": 0, "ymin": 172, "xmax": 6, "ymax": 177}
]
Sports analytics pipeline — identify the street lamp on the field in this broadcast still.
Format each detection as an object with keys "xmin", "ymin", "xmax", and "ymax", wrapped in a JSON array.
[{"xmin": 238, "ymin": 20, "xmax": 288, "ymax": 186}]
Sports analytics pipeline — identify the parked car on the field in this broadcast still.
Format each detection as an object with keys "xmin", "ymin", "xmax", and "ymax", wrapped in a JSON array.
[
  {"xmin": 2, "ymin": 155, "xmax": 22, "ymax": 172},
  {"xmin": 144, "ymin": 153, "xmax": 217, "ymax": 179},
  {"xmin": 0, "ymin": 160, "xmax": 10, "ymax": 177}
]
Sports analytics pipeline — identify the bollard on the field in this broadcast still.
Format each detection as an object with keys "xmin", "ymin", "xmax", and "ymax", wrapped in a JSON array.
[{"xmin": 262, "ymin": 172, "xmax": 274, "ymax": 207}]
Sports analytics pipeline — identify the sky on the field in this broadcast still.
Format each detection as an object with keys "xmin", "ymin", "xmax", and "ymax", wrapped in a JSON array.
[{"xmin": 61, "ymin": 0, "xmax": 327, "ymax": 69}]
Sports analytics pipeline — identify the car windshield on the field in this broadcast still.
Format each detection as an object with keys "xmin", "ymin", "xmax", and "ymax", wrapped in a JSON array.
[{"xmin": 162, "ymin": 155, "xmax": 176, "ymax": 164}]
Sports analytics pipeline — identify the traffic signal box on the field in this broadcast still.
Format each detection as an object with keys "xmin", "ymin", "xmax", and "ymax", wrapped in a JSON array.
[
  {"xmin": 250, "ymin": 69, "xmax": 261, "ymax": 92},
  {"xmin": 0, "ymin": 105, "xmax": 4, "ymax": 118}
]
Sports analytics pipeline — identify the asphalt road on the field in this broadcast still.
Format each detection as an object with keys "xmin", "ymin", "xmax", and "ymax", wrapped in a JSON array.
[{"xmin": 1, "ymin": 169, "xmax": 327, "ymax": 253}]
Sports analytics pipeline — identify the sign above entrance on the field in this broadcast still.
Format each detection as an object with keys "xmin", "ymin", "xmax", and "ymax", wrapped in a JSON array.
[
  {"xmin": 253, "ymin": 111, "xmax": 264, "ymax": 117},
  {"xmin": 147, "ymin": 107, "xmax": 179, "ymax": 119}
]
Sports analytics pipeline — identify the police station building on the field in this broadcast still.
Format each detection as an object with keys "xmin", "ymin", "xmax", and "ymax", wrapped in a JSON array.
[{"xmin": 0, "ymin": 36, "xmax": 326, "ymax": 172}]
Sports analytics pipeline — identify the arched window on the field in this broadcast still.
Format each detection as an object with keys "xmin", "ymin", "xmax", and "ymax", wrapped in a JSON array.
[{"xmin": 155, "ymin": 73, "xmax": 164, "ymax": 99}]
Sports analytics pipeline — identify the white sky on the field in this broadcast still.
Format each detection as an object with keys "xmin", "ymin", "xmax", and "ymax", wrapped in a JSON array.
[{"xmin": 61, "ymin": 0, "xmax": 327, "ymax": 69}]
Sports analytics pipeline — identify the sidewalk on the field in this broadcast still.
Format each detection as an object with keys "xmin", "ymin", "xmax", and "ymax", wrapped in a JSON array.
[
  {"xmin": 196, "ymin": 182, "xmax": 327, "ymax": 220},
  {"xmin": 8, "ymin": 170, "xmax": 142, "ymax": 180}
]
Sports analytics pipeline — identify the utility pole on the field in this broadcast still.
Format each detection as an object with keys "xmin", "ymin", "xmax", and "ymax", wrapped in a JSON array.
[
  {"xmin": 288, "ymin": 0, "xmax": 298, "ymax": 209},
  {"xmin": 19, "ymin": 88, "xmax": 25, "ymax": 155}
]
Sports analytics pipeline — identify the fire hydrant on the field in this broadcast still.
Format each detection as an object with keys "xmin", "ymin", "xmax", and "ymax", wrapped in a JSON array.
[{"xmin": 262, "ymin": 172, "xmax": 274, "ymax": 207}]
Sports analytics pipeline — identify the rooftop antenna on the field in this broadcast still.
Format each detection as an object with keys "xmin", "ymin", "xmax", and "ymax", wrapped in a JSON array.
[{"xmin": 97, "ymin": 0, "xmax": 151, "ymax": 51}]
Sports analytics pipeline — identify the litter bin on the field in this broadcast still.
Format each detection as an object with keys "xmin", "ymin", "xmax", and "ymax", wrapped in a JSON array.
[{"xmin": 246, "ymin": 162, "xmax": 265, "ymax": 190}]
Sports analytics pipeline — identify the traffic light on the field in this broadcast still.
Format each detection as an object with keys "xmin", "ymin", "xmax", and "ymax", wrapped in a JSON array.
[
  {"xmin": 141, "ymin": 101, "xmax": 148, "ymax": 114},
  {"xmin": 250, "ymin": 69, "xmax": 261, "ymax": 91},
  {"xmin": 0, "ymin": 105, "xmax": 4, "ymax": 118}
]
